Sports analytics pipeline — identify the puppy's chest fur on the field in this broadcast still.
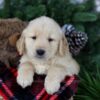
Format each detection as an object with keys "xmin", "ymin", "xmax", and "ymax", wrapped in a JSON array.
[{"xmin": 34, "ymin": 63, "xmax": 50, "ymax": 75}]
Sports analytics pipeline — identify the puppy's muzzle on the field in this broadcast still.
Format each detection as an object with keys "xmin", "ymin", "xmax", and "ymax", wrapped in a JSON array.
[{"xmin": 36, "ymin": 49, "xmax": 45, "ymax": 58}]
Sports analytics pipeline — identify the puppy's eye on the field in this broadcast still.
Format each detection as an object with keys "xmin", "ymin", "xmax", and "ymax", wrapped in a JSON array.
[
  {"xmin": 48, "ymin": 38, "xmax": 54, "ymax": 42},
  {"xmin": 32, "ymin": 36, "xmax": 36, "ymax": 40}
]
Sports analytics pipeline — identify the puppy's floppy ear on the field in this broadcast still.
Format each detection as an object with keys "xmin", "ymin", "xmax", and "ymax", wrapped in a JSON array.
[
  {"xmin": 16, "ymin": 35, "xmax": 25, "ymax": 55},
  {"xmin": 8, "ymin": 33, "xmax": 20, "ymax": 47},
  {"xmin": 58, "ymin": 35, "xmax": 69, "ymax": 56}
]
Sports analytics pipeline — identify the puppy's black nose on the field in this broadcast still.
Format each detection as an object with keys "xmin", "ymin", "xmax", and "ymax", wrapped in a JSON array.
[{"xmin": 36, "ymin": 49, "xmax": 45, "ymax": 56}]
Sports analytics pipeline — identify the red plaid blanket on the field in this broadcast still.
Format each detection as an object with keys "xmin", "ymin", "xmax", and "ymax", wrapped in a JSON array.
[{"xmin": 0, "ymin": 64, "xmax": 79, "ymax": 100}]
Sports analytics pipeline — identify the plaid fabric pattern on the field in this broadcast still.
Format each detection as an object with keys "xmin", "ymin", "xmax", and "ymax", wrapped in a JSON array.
[{"xmin": 0, "ymin": 64, "xmax": 79, "ymax": 100}]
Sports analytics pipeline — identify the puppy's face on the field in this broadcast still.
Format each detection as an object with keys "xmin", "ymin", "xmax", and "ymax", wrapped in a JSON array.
[
  {"xmin": 17, "ymin": 16, "xmax": 68, "ymax": 62},
  {"xmin": 25, "ymin": 32, "xmax": 59, "ymax": 61}
]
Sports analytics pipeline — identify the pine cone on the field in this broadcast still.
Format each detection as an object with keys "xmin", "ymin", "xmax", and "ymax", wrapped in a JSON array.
[{"xmin": 62, "ymin": 24, "xmax": 88, "ymax": 55}]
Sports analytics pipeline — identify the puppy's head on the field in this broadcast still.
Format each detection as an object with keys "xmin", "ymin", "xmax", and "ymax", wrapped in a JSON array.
[{"xmin": 16, "ymin": 16, "xmax": 69, "ymax": 61}]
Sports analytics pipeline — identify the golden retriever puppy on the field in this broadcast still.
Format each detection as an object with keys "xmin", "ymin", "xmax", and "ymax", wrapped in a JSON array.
[
  {"xmin": 0, "ymin": 18, "xmax": 27, "ymax": 68},
  {"xmin": 16, "ymin": 16, "xmax": 80, "ymax": 95}
]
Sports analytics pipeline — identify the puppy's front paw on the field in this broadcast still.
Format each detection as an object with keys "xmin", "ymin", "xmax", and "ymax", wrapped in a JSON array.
[
  {"xmin": 44, "ymin": 78, "xmax": 60, "ymax": 94},
  {"xmin": 17, "ymin": 73, "xmax": 33, "ymax": 88}
]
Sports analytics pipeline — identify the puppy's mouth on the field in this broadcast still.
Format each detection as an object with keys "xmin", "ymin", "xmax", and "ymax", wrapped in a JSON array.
[{"xmin": 35, "ymin": 55, "xmax": 45, "ymax": 59}]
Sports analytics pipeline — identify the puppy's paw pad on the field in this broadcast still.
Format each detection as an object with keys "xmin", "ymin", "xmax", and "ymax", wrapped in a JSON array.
[
  {"xmin": 17, "ymin": 74, "xmax": 33, "ymax": 88},
  {"xmin": 44, "ymin": 80, "xmax": 60, "ymax": 94}
]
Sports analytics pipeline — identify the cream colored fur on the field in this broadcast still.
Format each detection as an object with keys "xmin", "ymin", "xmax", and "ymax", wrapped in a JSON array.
[{"xmin": 16, "ymin": 16, "xmax": 80, "ymax": 94}]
